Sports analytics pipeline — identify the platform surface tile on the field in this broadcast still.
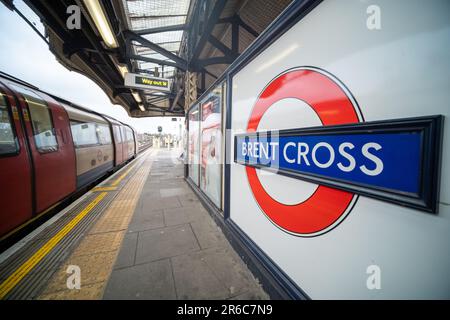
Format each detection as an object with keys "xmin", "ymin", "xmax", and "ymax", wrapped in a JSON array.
[{"xmin": 41, "ymin": 148, "xmax": 268, "ymax": 300}]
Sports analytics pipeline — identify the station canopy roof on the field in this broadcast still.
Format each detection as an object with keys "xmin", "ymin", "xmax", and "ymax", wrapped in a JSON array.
[
  {"xmin": 124, "ymin": 0, "xmax": 190, "ymax": 88},
  {"xmin": 5, "ymin": 0, "xmax": 294, "ymax": 117}
]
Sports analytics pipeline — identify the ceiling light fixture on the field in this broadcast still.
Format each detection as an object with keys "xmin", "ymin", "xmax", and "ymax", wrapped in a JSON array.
[
  {"xmin": 83, "ymin": 0, "xmax": 118, "ymax": 48},
  {"xmin": 132, "ymin": 91, "xmax": 142, "ymax": 103},
  {"xmin": 117, "ymin": 64, "xmax": 128, "ymax": 78}
]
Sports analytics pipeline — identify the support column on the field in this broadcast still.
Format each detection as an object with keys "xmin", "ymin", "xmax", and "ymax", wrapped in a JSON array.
[{"xmin": 184, "ymin": 71, "xmax": 198, "ymax": 110}]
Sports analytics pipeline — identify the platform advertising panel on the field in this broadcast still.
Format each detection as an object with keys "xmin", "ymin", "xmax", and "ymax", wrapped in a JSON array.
[
  {"xmin": 188, "ymin": 105, "xmax": 200, "ymax": 185},
  {"xmin": 200, "ymin": 85, "xmax": 223, "ymax": 208},
  {"xmin": 229, "ymin": 0, "xmax": 450, "ymax": 299}
]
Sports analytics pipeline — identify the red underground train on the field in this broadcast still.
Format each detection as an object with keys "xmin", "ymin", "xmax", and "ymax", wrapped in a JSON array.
[{"xmin": 0, "ymin": 72, "xmax": 139, "ymax": 239}]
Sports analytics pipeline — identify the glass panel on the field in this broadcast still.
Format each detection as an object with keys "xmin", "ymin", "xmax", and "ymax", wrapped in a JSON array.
[
  {"xmin": 124, "ymin": 0, "xmax": 190, "ymax": 31},
  {"xmin": 25, "ymin": 93, "xmax": 58, "ymax": 153},
  {"xmin": 121, "ymin": 127, "xmax": 126, "ymax": 142},
  {"xmin": 70, "ymin": 121, "xmax": 99, "ymax": 147},
  {"xmin": 10, "ymin": 85, "xmax": 58, "ymax": 153},
  {"xmin": 113, "ymin": 126, "xmax": 122, "ymax": 143},
  {"xmin": 125, "ymin": 128, "xmax": 132, "ymax": 142},
  {"xmin": 188, "ymin": 104, "xmax": 200, "ymax": 186},
  {"xmin": 142, "ymin": 31, "xmax": 183, "ymax": 45},
  {"xmin": 200, "ymin": 85, "xmax": 223, "ymax": 208},
  {"xmin": 0, "ymin": 93, "xmax": 18, "ymax": 155},
  {"xmin": 96, "ymin": 124, "xmax": 112, "ymax": 145},
  {"xmin": 130, "ymin": 16, "xmax": 186, "ymax": 31}
]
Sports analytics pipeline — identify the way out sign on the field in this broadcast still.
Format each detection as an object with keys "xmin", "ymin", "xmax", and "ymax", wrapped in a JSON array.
[{"xmin": 124, "ymin": 73, "xmax": 171, "ymax": 92}]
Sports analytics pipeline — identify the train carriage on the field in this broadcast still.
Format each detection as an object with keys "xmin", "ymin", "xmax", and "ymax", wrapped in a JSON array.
[
  {"xmin": 0, "ymin": 72, "xmax": 139, "ymax": 239},
  {"xmin": 63, "ymin": 104, "xmax": 114, "ymax": 188}
]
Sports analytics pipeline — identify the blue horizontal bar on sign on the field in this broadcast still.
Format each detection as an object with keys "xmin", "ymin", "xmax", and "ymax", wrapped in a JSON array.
[
  {"xmin": 236, "ymin": 132, "xmax": 421, "ymax": 194},
  {"xmin": 234, "ymin": 116, "xmax": 443, "ymax": 213}
]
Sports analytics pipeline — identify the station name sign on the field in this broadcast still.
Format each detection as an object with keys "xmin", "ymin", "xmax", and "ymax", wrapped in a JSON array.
[
  {"xmin": 124, "ymin": 73, "xmax": 171, "ymax": 92},
  {"xmin": 234, "ymin": 116, "xmax": 443, "ymax": 213}
]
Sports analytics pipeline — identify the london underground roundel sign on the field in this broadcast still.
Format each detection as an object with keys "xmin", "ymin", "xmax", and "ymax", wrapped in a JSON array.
[{"xmin": 244, "ymin": 67, "xmax": 363, "ymax": 237}]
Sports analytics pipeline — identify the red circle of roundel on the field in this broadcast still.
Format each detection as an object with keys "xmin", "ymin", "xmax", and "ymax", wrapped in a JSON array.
[{"xmin": 246, "ymin": 67, "xmax": 361, "ymax": 236}]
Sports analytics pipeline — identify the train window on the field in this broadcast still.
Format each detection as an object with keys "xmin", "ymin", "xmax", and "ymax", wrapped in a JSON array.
[
  {"xmin": 70, "ymin": 121, "xmax": 99, "ymax": 147},
  {"xmin": 120, "ymin": 126, "xmax": 125, "ymax": 143},
  {"xmin": 24, "ymin": 93, "xmax": 58, "ymax": 153},
  {"xmin": 96, "ymin": 124, "xmax": 112, "ymax": 145},
  {"xmin": 8, "ymin": 84, "xmax": 59, "ymax": 153},
  {"xmin": 126, "ymin": 128, "xmax": 133, "ymax": 142},
  {"xmin": 0, "ymin": 93, "xmax": 19, "ymax": 155},
  {"xmin": 113, "ymin": 126, "xmax": 122, "ymax": 143}
]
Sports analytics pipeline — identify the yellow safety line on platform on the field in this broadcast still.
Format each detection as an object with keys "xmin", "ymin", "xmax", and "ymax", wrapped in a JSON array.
[
  {"xmin": 109, "ymin": 149, "xmax": 153, "ymax": 188},
  {"xmin": 0, "ymin": 192, "xmax": 108, "ymax": 300},
  {"xmin": 38, "ymin": 151, "xmax": 154, "ymax": 299},
  {"xmin": 91, "ymin": 186, "xmax": 117, "ymax": 192},
  {"xmin": 111, "ymin": 164, "xmax": 135, "ymax": 187}
]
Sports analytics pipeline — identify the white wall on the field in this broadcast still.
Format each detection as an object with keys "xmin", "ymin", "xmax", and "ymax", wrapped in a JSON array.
[{"xmin": 230, "ymin": 0, "xmax": 450, "ymax": 299}]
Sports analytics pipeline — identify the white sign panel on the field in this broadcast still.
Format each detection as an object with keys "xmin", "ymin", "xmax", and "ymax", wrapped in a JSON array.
[{"xmin": 230, "ymin": 0, "xmax": 450, "ymax": 299}]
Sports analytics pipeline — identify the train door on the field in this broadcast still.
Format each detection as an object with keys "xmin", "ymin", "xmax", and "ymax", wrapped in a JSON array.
[
  {"xmin": 8, "ymin": 83, "xmax": 76, "ymax": 214},
  {"xmin": 126, "ymin": 127, "xmax": 134, "ymax": 158},
  {"xmin": 120, "ymin": 125, "xmax": 128, "ymax": 161},
  {"xmin": 0, "ymin": 84, "xmax": 33, "ymax": 237},
  {"xmin": 113, "ymin": 124, "xmax": 123, "ymax": 165},
  {"xmin": 132, "ymin": 129, "xmax": 138, "ymax": 156}
]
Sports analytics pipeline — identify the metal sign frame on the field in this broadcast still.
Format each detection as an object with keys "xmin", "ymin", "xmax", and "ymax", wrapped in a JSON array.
[
  {"xmin": 124, "ymin": 73, "xmax": 171, "ymax": 92},
  {"xmin": 234, "ymin": 115, "xmax": 443, "ymax": 213}
]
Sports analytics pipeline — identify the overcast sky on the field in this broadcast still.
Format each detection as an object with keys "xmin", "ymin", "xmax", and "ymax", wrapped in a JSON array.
[{"xmin": 0, "ymin": 1, "xmax": 183, "ymax": 134}]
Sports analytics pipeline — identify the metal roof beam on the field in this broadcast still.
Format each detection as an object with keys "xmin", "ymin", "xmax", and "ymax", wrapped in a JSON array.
[
  {"xmin": 145, "ymin": 92, "xmax": 176, "ymax": 98},
  {"xmin": 143, "ymin": 103, "xmax": 184, "ymax": 114},
  {"xmin": 208, "ymin": 35, "xmax": 238, "ymax": 59},
  {"xmin": 169, "ymin": 89, "xmax": 183, "ymax": 111},
  {"xmin": 231, "ymin": 16, "xmax": 239, "ymax": 54},
  {"xmin": 112, "ymin": 88, "xmax": 131, "ymax": 98},
  {"xmin": 130, "ymin": 14, "xmax": 187, "ymax": 20},
  {"xmin": 203, "ymin": 68, "xmax": 218, "ymax": 79},
  {"xmin": 134, "ymin": 68, "xmax": 155, "ymax": 75},
  {"xmin": 236, "ymin": 15, "xmax": 259, "ymax": 38},
  {"xmin": 128, "ymin": 54, "xmax": 186, "ymax": 70},
  {"xmin": 136, "ymin": 24, "xmax": 187, "ymax": 35},
  {"xmin": 134, "ymin": 40, "xmax": 182, "ymax": 46},
  {"xmin": 217, "ymin": 15, "xmax": 259, "ymax": 38},
  {"xmin": 147, "ymin": 96, "xmax": 168, "ymax": 103},
  {"xmin": 195, "ymin": 56, "xmax": 235, "ymax": 69},
  {"xmin": 135, "ymin": 48, "xmax": 179, "ymax": 55},
  {"xmin": 191, "ymin": 0, "xmax": 227, "ymax": 62},
  {"xmin": 114, "ymin": 86, "xmax": 175, "ymax": 98},
  {"xmin": 124, "ymin": 30, "xmax": 187, "ymax": 70},
  {"xmin": 217, "ymin": 16, "xmax": 235, "ymax": 24}
]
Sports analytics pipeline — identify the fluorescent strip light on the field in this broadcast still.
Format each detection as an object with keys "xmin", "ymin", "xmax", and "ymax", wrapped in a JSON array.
[
  {"xmin": 117, "ymin": 64, "xmax": 128, "ymax": 78},
  {"xmin": 138, "ymin": 104, "xmax": 145, "ymax": 111},
  {"xmin": 132, "ymin": 91, "xmax": 142, "ymax": 103},
  {"xmin": 83, "ymin": 0, "xmax": 118, "ymax": 48}
]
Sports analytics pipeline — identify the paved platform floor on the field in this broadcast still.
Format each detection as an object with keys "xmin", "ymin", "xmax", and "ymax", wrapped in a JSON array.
[{"xmin": 102, "ymin": 148, "xmax": 268, "ymax": 300}]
